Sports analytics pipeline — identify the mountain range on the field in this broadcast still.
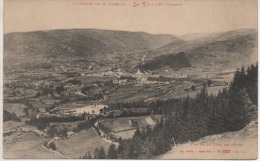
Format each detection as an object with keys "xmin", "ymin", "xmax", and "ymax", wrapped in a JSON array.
[{"xmin": 4, "ymin": 28, "xmax": 258, "ymax": 72}]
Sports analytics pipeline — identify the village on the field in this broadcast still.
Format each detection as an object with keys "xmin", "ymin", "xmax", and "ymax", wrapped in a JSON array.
[{"xmin": 3, "ymin": 58, "xmax": 235, "ymax": 158}]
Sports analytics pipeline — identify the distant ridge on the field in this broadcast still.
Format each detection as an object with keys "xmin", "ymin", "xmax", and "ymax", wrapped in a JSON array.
[
  {"xmin": 4, "ymin": 28, "xmax": 181, "ymax": 57},
  {"xmin": 141, "ymin": 28, "xmax": 258, "ymax": 70},
  {"xmin": 4, "ymin": 28, "xmax": 258, "ymax": 71}
]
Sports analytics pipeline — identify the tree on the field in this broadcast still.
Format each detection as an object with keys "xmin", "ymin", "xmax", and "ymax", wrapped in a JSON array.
[
  {"xmin": 245, "ymin": 64, "xmax": 258, "ymax": 104},
  {"xmin": 153, "ymin": 130, "xmax": 171, "ymax": 155},
  {"xmin": 3, "ymin": 110, "xmax": 13, "ymax": 122},
  {"xmin": 125, "ymin": 142, "xmax": 136, "ymax": 159},
  {"xmin": 82, "ymin": 151, "xmax": 92, "ymax": 159},
  {"xmin": 207, "ymin": 80, "xmax": 212, "ymax": 87},
  {"xmin": 3, "ymin": 110, "xmax": 21, "ymax": 122},
  {"xmin": 196, "ymin": 87, "xmax": 209, "ymax": 113},
  {"xmin": 94, "ymin": 148, "xmax": 100, "ymax": 159},
  {"xmin": 181, "ymin": 96, "xmax": 190, "ymax": 119},
  {"xmin": 23, "ymin": 107, "xmax": 29, "ymax": 116},
  {"xmin": 35, "ymin": 92, "xmax": 41, "ymax": 98},
  {"xmin": 117, "ymin": 138, "xmax": 124, "ymax": 158},
  {"xmin": 55, "ymin": 85, "xmax": 65, "ymax": 94},
  {"xmin": 87, "ymin": 151, "xmax": 92, "ymax": 159},
  {"xmin": 134, "ymin": 128, "xmax": 141, "ymax": 137},
  {"xmin": 191, "ymin": 85, "xmax": 196, "ymax": 91},
  {"xmin": 48, "ymin": 142, "xmax": 56, "ymax": 150},
  {"xmin": 203, "ymin": 82, "xmax": 207, "ymax": 87},
  {"xmin": 240, "ymin": 88, "xmax": 253, "ymax": 108},
  {"xmin": 93, "ymin": 147, "xmax": 106, "ymax": 159},
  {"xmin": 107, "ymin": 144, "xmax": 118, "ymax": 159},
  {"xmin": 99, "ymin": 146, "xmax": 107, "ymax": 159},
  {"xmin": 159, "ymin": 116, "xmax": 164, "ymax": 127}
]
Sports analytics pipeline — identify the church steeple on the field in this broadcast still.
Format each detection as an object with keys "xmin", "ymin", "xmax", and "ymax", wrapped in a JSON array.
[{"xmin": 136, "ymin": 68, "xmax": 142, "ymax": 75}]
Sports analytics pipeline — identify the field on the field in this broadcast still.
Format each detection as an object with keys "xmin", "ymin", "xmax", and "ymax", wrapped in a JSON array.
[
  {"xmin": 3, "ymin": 133, "xmax": 58, "ymax": 159},
  {"xmin": 163, "ymin": 85, "xmax": 228, "ymax": 100},
  {"xmin": 75, "ymin": 76, "xmax": 114, "ymax": 84},
  {"xmin": 106, "ymin": 84, "xmax": 152, "ymax": 103},
  {"xmin": 106, "ymin": 83, "xmax": 180, "ymax": 104},
  {"xmin": 3, "ymin": 103, "xmax": 28, "ymax": 117},
  {"xmin": 54, "ymin": 128, "xmax": 110, "ymax": 158},
  {"xmin": 114, "ymin": 129, "xmax": 137, "ymax": 139},
  {"xmin": 27, "ymin": 99, "xmax": 50, "ymax": 109},
  {"xmin": 4, "ymin": 121, "xmax": 25, "ymax": 131},
  {"xmin": 105, "ymin": 81, "xmax": 223, "ymax": 104},
  {"xmin": 62, "ymin": 104, "xmax": 107, "ymax": 115}
]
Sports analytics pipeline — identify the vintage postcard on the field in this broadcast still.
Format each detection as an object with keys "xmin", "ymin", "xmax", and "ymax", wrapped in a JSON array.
[{"xmin": 3, "ymin": 0, "xmax": 258, "ymax": 159}]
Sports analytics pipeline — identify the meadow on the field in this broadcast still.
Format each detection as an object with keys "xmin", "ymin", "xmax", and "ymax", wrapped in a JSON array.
[{"xmin": 54, "ymin": 128, "xmax": 110, "ymax": 158}]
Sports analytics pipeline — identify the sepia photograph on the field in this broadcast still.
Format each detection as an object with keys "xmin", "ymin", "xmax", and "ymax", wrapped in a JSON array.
[{"xmin": 3, "ymin": 0, "xmax": 258, "ymax": 159}]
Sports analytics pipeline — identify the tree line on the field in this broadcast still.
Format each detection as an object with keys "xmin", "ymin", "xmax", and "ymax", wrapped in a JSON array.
[{"xmin": 25, "ymin": 115, "xmax": 88, "ymax": 130}]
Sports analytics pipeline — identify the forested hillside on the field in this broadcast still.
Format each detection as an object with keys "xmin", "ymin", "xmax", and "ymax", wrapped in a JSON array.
[
  {"xmin": 82, "ymin": 63, "xmax": 257, "ymax": 159},
  {"xmin": 142, "ymin": 29, "xmax": 257, "ymax": 71},
  {"xmin": 138, "ymin": 52, "xmax": 191, "ymax": 71}
]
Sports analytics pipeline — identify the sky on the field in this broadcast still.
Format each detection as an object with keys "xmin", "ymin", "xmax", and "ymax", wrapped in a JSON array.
[{"xmin": 4, "ymin": 0, "xmax": 258, "ymax": 35}]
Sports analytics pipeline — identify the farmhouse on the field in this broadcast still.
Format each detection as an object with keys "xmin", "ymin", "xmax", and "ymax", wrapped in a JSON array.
[
  {"xmin": 38, "ymin": 107, "xmax": 46, "ymax": 113},
  {"xmin": 97, "ymin": 115, "xmax": 164, "ymax": 139},
  {"xmin": 113, "ymin": 78, "xmax": 128, "ymax": 85},
  {"xmin": 32, "ymin": 129, "xmax": 47, "ymax": 137},
  {"xmin": 67, "ymin": 131, "xmax": 76, "ymax": 137},
  {"xmin": 145, "ymin": 117, "xmax": 156, "ymax": 126}
]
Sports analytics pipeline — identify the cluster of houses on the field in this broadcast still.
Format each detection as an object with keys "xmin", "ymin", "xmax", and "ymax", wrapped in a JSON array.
[
  {"xmin": 4, "ymin": 125, "xmax": 47, "ymax": 138},
  {"xmin": 45, "ymin": 120, "xmax": 87, "ymax": 137}
]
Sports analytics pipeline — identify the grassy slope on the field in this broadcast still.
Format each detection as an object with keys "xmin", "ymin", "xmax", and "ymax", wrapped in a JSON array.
[
  {"xmin": 3, "ymin": 103, "xmax": 27, "ymax": 117},
  {"xmin": 3, "ymin": 134, "xmax": 58, "ymax": 159},
  {"xmin": 159, "ymin": 120, "xmax": 258, "ymax": 160},
  {"xmin": 54, "ymin": 128, "xmax": 110, "ymax": 158}
]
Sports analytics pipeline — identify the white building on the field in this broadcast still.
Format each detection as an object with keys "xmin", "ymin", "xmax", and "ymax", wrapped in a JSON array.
[{"xmin": 135, "ymin": 68, "xmax": 148, "ymax": 83}]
